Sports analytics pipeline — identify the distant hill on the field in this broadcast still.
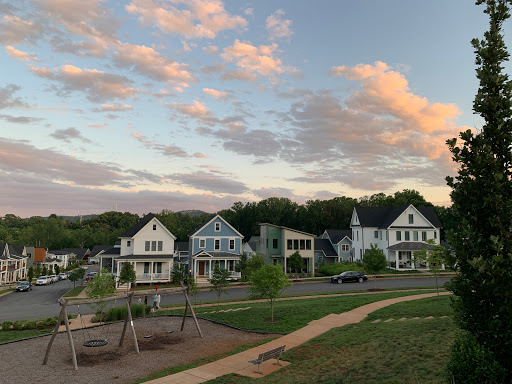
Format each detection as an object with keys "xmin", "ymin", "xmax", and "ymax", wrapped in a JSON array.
[{"xmin": 177, "ymin": 210, "xmax": 211, "ymax": 217}]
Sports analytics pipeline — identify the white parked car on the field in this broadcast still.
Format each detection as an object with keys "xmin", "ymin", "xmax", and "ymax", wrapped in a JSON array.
[
  {"xmin": 49, "ymin": 275, "xmax": 58, "ymax": 283},
  {"xmin": 35, "ymin": 276, "xmax": 50, "ymax": 286},
  {"xmin": 58, "ymin": 273, "xmax": 68, "ymax": 280}
]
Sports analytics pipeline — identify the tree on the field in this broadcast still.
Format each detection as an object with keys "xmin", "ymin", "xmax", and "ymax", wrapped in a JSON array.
[
  {"xmin": 446, "ymin": 0, "xmax": 512, "ymax": 377},
  {"xmin": 27, "ymin": 266, "xmax": 34, "ymax": 283},
  {"xmin": 171, "ymin": 262, "xmax": 186, "ymax": 284},
  {"xmin": 68, "ymin": 268, "xmax": 85, "ymax": 288},
  {"xmin": 47, "ymin": 265, "xmax": 53, "ymax": 276},
  {"xmin": 86, "ymin": 268, "xmax": 116, "ymax": 322},
  {"xmin": 35, "ymin": 264, "xmax": 41, "ymax": 278},
  {"xmin": 362, "ymin": 244, "xmax": 387, "ymax": 288},
  {"xmin": 248, "ymin": 264, "xmax": 291, "ymax": 322},
  {"xmin": 41, "ymin": 265, "xmax": 48, "ymax": 276},
  {"xmin": 288, "ymin": 251, "xmax": 303, "ymax": 274},
  {"xmin": 186, "ymin": 274, "xmax": 201, "ymax": 309},
  {"xmin": 208, "ymin": 264, "xmax": 231, "ymax": 306},
  {"xmin": 413, "ymin": 240, "xmax": 447, "ymax": 297},
  {"xmin": 239, "ymin": 253, "xmax": 265, "ymax": 281},
  {"xmin": 54, "ymin": 265, "xmax": 60, "ymax": 275},
  {"xmin": 118, "ymin": 262, "xmax": 136, "ymax": 291}
]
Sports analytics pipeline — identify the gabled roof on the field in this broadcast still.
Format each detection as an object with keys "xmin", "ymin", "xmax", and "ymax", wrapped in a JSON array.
[
  {"xmin": 192, "ymin": 250, "xmax": 241, "ymax": 258},
  {"xmin": 388, "ymin": 242, "xmax": 438, "ymax": 251},
  {"xmin": 175, "ymin": 242, "xmax": 189, "ymax": 252},
  {"xmin": 8, "ymin": 244, "xmax": 25, "ymax": 256},
  {"xmin": 189, "ymin": 214, "xmax": 244, "ymax": 238},
  {"xmin": 353, "ymin": 205, "xmax": 442, "ymax": 229},
  {"xmin": 324, "ymin": 230, "xmax": 352, "ymax": 244},
  {"xmin": 90, "ymin": 245, "xmax": 112, "ymax": 258},
  {"xmin": 49, "ymin": 250, "xmax": 75, "ymax": 255},
  {"xmin": 259, "ymin": 223, "xmax": 316, "ymax": 237},
  {"xmin": 314, "ymin": 238, "xmax": 338, "ymax": 257},
  {"xmin": 102, "ymin": 247, "xmax": 121, "ymax": 255},
  {"xmin": 120, "ymin": 213, "xmax": 177, "ymax": 240},
  {"xmin": 62, "ymin": 248, "xmax": 90, "ymax": 259},
  {"xmin": 245, "ymin": 236, "xmax": 260, "ymax": 252}
]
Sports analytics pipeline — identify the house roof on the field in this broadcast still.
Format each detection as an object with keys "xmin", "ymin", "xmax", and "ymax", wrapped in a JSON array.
[
  {"xmin": 175, "ymin": 242, "xmax": 189, "ymax": 252},
  {"xmin": 354, "ymin": 205, "xmax": 442, "ymax": 229},
  {"xmin": 192, "ymin": 250, "xmax": 241, "ymax": 258},
  {"xmin": 62, "ymin": 248, "xmax": 90, "ymax": 259},
  {"xmin": 314, "ymin": 238, "xmax": 338, "ymax": 257},
  {"xmin": 120, "ymin": 213, "xmax": 155, "ymax": 237},
  {"xmin": 115, "ymin": 254, "xmax": 174, "ymax": 260},
  {"xmin": 188, "ymin": 214, "xmax": 244, "ymax": 238},
  {"xmin": 49, "ymin": 250, "xmax": 76, "ymax": 255},
  {"xmin": 8, "ymin": 244, "xmax": 25, "ymax": 256},
  {"xmin": 89, "ymin": 245, "xmax": 112, "ymax": 257},
  {"xmin": 102, "ymin": 247, "xmax": 121, "ymax": 255},
  {"xmin": 259, "ymin": 223, "xmax": 316, "ymax": 237},
  {"xmin": 324, "ymin": 229, "xmax": 352, "ymax": 244},
  {"xmin": 387, "ymin": 242, "xmax": 438, "ymax": 251}
]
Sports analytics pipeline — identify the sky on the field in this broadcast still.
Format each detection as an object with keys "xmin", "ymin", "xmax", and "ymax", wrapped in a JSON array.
[{"xmin": 0, "ymin": 0, "xmax": 508, "ymax": 218}]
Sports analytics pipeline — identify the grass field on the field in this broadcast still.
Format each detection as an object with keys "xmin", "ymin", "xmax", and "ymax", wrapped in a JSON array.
[
  {"xmin": 0, "ymin": 329, "xmax": 51, "ymax": 343},
  {"xmin": 62, "ymin": 285, "xmax": 86, "ymax": 297},
  {"xmin": 206, "ymin": 295, "xmax": 455, "ymax": 384}
]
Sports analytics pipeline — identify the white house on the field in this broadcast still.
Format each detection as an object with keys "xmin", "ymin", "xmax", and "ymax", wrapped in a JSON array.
[
  {"xmin": 114, "ymin": 213, "xmax": 176, "ymax": 287},
  {"xmin": 350, "ymin": 205, "xmax": 442, "ymax": 270}
]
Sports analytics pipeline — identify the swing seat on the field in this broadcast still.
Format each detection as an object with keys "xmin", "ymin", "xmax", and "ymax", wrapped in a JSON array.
[{"xmin": 83, "ymin": 339, "xmax": 108, "ymax": 347}]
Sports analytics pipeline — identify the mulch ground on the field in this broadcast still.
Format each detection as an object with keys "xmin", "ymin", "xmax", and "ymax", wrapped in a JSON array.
[{"xmin": 0, "ymin": 316, "xmax": 276, "ymax": 384}]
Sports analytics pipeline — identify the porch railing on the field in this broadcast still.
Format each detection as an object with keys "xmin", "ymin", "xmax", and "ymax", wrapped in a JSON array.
[{"xmin": 136, "ymin": 272, "xmax": 169, "ymax": 280}]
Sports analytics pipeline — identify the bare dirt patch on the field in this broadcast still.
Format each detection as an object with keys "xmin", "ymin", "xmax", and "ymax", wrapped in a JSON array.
[{"xmin": 0, "ymin": 316, "xmax": 277, "ymax": 384}]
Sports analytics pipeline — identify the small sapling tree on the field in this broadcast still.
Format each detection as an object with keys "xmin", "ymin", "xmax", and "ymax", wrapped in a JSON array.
[
  {"xmin": 27, "ymin": 266, "xmax": 34, "ymax": 283},
  {"xmin": 86, "ymin": 268, "xmax": 116, "ymax": 322},
  {"xmin": 413, "ymin": 240, "xmax": 447, "ymax": 297},
  {"xmin": 208, "ymin": 264, "xmax": 231, "ymax": 306},
  {"xmin": 362, "ymin": 243, "xmax": 387, "ymax": 288},
  {"xmin": 118, "ymin": 262, "xmax": 136, "ymax": 291},
  {"xmin": 288, "ymin": 251, "xmax": 303, "ymax": 274}
]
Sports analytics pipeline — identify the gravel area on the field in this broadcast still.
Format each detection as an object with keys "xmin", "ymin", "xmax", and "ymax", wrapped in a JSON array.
[{"xmin": 1, "ymin": 316, "xmax": 276, "ymax": 384}]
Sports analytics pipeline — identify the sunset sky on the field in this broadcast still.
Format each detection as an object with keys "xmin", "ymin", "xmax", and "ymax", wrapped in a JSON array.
[{"xmin": 1, "ymin": 0, "xmax": 508, "ymax": 217}]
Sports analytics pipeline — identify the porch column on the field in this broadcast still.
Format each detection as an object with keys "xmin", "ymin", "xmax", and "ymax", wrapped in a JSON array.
[
  {"xmin": 194, "ymin": 259, "xmax": 197, "ymax": 277},
  {"xmin": 209, "ymin": 260, "xmax": 212, "ymax": 278},
  {"xmin": 395, "ymin": 252, "xmax": 399, "ymax": 269},
  {"xmin": 111, "ymin": 257, "xmax": 114, "ymax": 274},
  {"xmin": 411, "ymin": 253, "xmax": 415, "ymax": 270},
  {"xmin": 151, "ymin": 261, "xmax": 154, "ymax": 281},
  {"xmin": 283, "ymin": 256, "xmax": 287, "ymax": 274},
  {"xmin": 133, "ymin": 262, "xmax": 137, "ymax": 285}
]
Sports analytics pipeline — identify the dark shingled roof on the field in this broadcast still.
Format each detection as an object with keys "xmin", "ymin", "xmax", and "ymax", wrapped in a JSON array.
[
  {"xmin": 387, "ymin": 242, "xmax": 438, "ymax": 251},
  {"xmin": 324, "ymin": 230, "xmax": 351, "ymax": 244},
  {"xmin": 89, "ymin": 245, "xmax": 113, "ymax": 257},
  {"xmin": 62, "ymin": 248, "xmax": 90, "ymax": 259},
  {"xmin": 192, "ymin": 250, "xmax": 241, "ymax": 258},
  {"xmin": 175, "ymin": 242, "xmax": 189, "ymax": 252},
  {"xmin": 102, "ymin": 247, "xmax": 121, "ymax": 255},
  {"xmin": 354, "ymin": 206, "xmax": 442, "ymax": 229},
  {"xmin": 121, "ymin": 213, "xmax": 155, "ymax": 237},
  {"xmin": 8, "ymin": 244, "xmax": 25, "ymax": 256},
  {"xmin": 115, "ymin": 254, "xmax": 174, "ymax": 260},
  {"xmin": 314, "ymin": 238, "xmax": 338, "ymax": 257}
]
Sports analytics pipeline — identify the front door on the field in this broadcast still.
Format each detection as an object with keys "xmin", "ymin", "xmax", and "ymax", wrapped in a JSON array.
[{"xmin": 198, "ymin": 261, "xmax": 205, "ymax": 276}]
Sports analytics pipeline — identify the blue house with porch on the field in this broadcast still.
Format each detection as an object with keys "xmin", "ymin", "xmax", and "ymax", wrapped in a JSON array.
[{"xmin": 188, "ymin": 215, "xmax": 243, "ymax": 280}]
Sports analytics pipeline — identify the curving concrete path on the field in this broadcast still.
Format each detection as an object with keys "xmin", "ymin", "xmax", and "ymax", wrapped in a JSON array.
[{"xmin": 147, "ymin": 291, "xmax": 451, "ymax": 384}]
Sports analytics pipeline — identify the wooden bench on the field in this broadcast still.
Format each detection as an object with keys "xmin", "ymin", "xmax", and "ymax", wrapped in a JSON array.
[{"xmin": 248, "ymin": 345, "xmax": 286, "ymax": 374}]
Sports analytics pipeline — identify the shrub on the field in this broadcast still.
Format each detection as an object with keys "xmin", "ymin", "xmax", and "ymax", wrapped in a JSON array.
[
  {"xmin": 446, "ymin": 332, "xmax": 506, "ymax": 383},
  {"xmin": 1, "ymin": 321, "xmax": 13, "ymax": 331},
  {"xmin": 12, "ymin": 321, "xmax": 24, "ymax": 331},
  {"xmin": 316, "ymin": 262, "xmax": 364, "ymax": 277},
  {"xmin": 102, "ymin": 303, "xmax": 151, "ymax": 322}
]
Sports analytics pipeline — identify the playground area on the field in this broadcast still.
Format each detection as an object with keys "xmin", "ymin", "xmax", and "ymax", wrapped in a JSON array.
[{"xmin": 1, "ymin": 316, "xmax": 275, "ymax": 384}]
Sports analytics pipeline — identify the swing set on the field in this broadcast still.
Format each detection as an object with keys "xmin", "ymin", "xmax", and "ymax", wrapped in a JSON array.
[{"xmin": 42, "ymin": 283, "xmax": 202, "ymax": 371}]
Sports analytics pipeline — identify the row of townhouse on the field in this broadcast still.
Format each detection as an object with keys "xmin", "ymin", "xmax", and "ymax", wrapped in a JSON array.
[
  {"xmin": 0, "ymin": 243, "xmax": 28, "ymax": 284},
  {"xmin": 95, "ymin": 204, "xmax": 442, "ymax": 287}
]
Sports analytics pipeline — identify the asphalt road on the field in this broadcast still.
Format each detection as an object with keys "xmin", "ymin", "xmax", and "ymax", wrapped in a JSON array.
[{"xmin": 0, "ymin": 275, "xmax": 451, "ymax": 322}]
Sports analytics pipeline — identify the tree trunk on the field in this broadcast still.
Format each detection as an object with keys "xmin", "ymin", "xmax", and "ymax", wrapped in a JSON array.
[{"xmin": 270, "ymin": 300, "xmax": 274, "ymax": 322}]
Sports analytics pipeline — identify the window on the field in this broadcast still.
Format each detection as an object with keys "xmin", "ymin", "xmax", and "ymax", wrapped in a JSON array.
[
  {"xmin": 413, "ymin": 231, "xmax": 418, "ymax": 241},
  {"xmin": 266, "ymin": 239, "xmax": 268, "ymax": 248},
  {"xmin": 153, "ymin": 262, "xmax": 162, "ymax": 273},
  {"xmin": 357, "ymin": 231, "xmax": 359, "ymax": 241},
  {"xmin": 341, "ymin": 244, "xmax": 350, "ymax": 252},
  {"xmin": 434, "ymin": 232, "xmax": 437, "ymax": 239},
  {"xmin": 396, "ymin": 231, "xmax": 401, "ymax": 241},
  {"xmin": 405, "ymin": 231, "xmax": 410, "ymax": 241},
  {"xmin": 229, "ymin": 239, "xmax": 235, "ymax": 250},
  {"xmin": 306, "ymin": 239, "xmax": 311, "ymax": 250},
  {"xmin": 227, "ymin": 260, "xmax": 235, "ymax": 271},
  {"xmin": 422, "ymin": 232, "xmax": 427, "ymax": 241},
  {"xmin": 360, "ymin": 249, "xmax": 362, "ymax": 258},
  {"xmin": 127, "ymin": 240, "xmax": 131, "ymax": 247},
  {"xmin": 287, "ymin": 239, "xmax": 292, "ymax": 250},
  {"xmin": 399, "ymin": 252, "xmax": 402, "ymax": 261},
  {"xmin": 214, "ymin": 239, "xmax": 220, "ymax": 250},
  {"xmin": 199, "ymin": 239, "xmax": 205, "ymax": 248},
  {"xmin": 153, "ymin": 224, "xmax": 157, "ymax": 230},
  {"xmin": 300, "ymin": 239, "xmax": 305, "ymax": 250},
  {"xmin": 144, "ymin": 262, "xmax": 150, "ymax": 273},
  {"xmin": 272, "ymin": 239, "xmax": 278, "ymax": 249},
  {"xmin": 374, "ymin": 231, "xmax": 378, "ymax": 239},
  {"xmin": 145, "ymin": 241, "xmax": 150, "ymax": 251},
  {"xmin": 215, "ymin": 222, "xmax": 221, "ymax": 232},
  {"xmin": 408, "ymin": 214, "xmax": 414, "ymax": 224},
  {"xmin": 380, "ymin": 231, "xmax": 383, "ymax": 240},
  {"xmin": 294, "ymin": 239, "xmax": 299, "ymax": 249},
  {"xmin": 158, "ymin": 241, "xmax": 163, "ymax": 251},
  {"xmin": 151, "ymin": 241, "xmax": 156, "ymax": 251}
]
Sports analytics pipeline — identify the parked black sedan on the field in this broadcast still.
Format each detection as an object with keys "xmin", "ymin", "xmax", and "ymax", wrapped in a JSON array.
[
  {"xmin": 330, "ymin": 271, "xmax": 368, "ymax": 284},
  {"xmin": 16, "ymin": 281, "xmax": 32, "ymax": 292}
]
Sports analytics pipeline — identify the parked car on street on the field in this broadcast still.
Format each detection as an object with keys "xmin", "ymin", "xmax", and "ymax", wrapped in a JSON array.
[
  {"xmin": 35, "ymin": 276, "xmax": 50, "ymax": 286},
  {"xmin": 58, "ymin": 273, "xmax": 68, "ymax": 280},
  {"xmin": 16, "ymin": 282, "xmax": 32, "ymax": 292},
  {"xmin": 49, "ymin": 275, "xmax": 58, "ymax": 283},
  {"xmin": 85, "ymin": 272, "xmax": 98, "ymax": 282},
  {"xmin": 330, "ymin": 271, "xmax": 368, "ymax": 284}
]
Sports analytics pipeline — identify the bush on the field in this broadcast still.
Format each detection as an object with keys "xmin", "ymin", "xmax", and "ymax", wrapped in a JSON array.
[
  {"xmin": 1, "ymin": 321, "xmax": 13, "ymax": 331},
  {"xmin": 316, "ymin": 262, "xmax": 365, "ymax": 277},
  {"xmin": 12, "ymin": 321, "xmax": 24, "ymax": 331},
  {"xmin": 101, "ymin": 303, "xmax": 151, "ymax": 322},
  {"xmin": 447, "ymin": 333, "xmax": 506, "ymax": 383}
]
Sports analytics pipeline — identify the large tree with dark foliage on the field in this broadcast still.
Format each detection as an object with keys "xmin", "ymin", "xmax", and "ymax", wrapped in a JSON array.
[{"xmin": 446, "ymin": 0, "xmax": 512, "ymax": 377}]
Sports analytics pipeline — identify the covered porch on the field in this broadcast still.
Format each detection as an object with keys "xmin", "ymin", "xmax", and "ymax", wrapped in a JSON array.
[
  {"xmin": 387, "ymin": 242, "xmax": 438, "ymax": 270},
  {"xmin": 115, "ymin": 255, "xmax": 173, "ymax": 287},
  {"xmin": 192, "ymin": 251, "xmax": 241, "ymax": 280}
]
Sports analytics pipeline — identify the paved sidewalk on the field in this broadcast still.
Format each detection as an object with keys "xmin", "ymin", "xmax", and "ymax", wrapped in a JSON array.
[{"xmin": 147, "ymin": 291, "xmax": 451, "ymax": 384}]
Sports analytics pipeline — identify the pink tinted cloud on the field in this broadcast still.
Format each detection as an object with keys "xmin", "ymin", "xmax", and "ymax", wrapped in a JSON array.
[
  {"xmin": 126, "ymin": 0, "xmax": 247, "ymax": 39},
  {"xmin": 203, "ymin": 88, "xmax": 228, "ymax": 100},
  {"xmin": 5, "ymin": 46, "xmax": 38, "ymax": 61},
  {"xmin": 114, "ymin": 43, "xmax": 195, "ymax": 86},
  {"xmin": 131, "ymin": 131, "xmax": 189, "ymax": 158},
  {"xmin": 0, "ymin": 15, "xmax": 43, "ymax": 45},
  {"xmin": 266, "ymin": 10, "xmax": 293, "ymax": 41},
  {"xmin": 95, "ymin": 103, "xmax": 133, "ymax": 112}
]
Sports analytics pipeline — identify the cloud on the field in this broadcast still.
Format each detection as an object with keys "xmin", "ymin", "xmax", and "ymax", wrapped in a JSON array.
[
  {"xmin": 93, "ymin": 103, "xmax": 133, "ymax": 112},
  {"xmin": 202, "ymin": 45, "xmax": 219, "ymax": 55},
  {"xmin": 126, "ymin": 0, "xmax": 247, "ymax": 39},
  {"xmin": 203, "ymin": 88, "xmax": 228, "ymax": 100},
  {"xmin": 201, "ymin": 63, "xmax": 226, "ymax": 74},
  {"xmin": 0, "ymin": 84, "xmax": 28, "ymax": 109},
  {"xmin": 0, "ymin": 114, "xmax": 43, "ymax": 124},
  {"xmin": 221, "ymin": 68, "xmax": 257, "ymax": 82},
  {"xmin": 50, "ymin": 127, "xmax": 92, "ymax": 143},
  {"xmin": 165, "ymin": 170, "xmax": 249, "ymax": 194},
  {"xmin": 113, "ymin": 43, "xmax": 196, "ymax": 86},
  {"xmin": 0, "ymin": 15, "xmax": 43, "ymax": 45},
  {"xmin": 222, "ymin": 39, "xmax": 296, "ymax": 79},
  {"xmin": 88, "ymin": 123, "xmax": 108, "ymax": 129},
  {"xmin": 30, "ymin": 64, "xmax": 137, "ymax": 102},
  {"xmin": 168, "ymin": 100, "xmax": 216, "ymax": 124},
  {"xmin": 131, "ymin": 132, "xmax": 189, "ymax": 158},
  {"xmin": 5, "ymin": 45, "xmax": 38, "ymax": 61},
  {"xmin": 266, "ymin": 10, "xmax": 293, "ymax": 41}
]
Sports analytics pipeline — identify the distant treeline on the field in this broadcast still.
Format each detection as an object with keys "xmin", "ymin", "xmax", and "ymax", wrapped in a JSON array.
[{"xmin": 0, "ymin": 189, "xmax": 456, "ymax": 250}]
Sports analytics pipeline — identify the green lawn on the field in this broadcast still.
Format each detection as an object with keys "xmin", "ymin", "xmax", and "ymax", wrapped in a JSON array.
[
  {"xmin": 63, "ymin": 285, "xmax": 86, "ymax": 297},
  {"xmin": 206, "ymin": 296, "xmax": 455, "ymax": 384},
  {"xmin": 0, "ymin": 329, "xmax": 51, "ymax": 343},
  {"xmin": 161, "ymin": 290, "xmax": 438, "ymax": 334},
  {"xmin": 0, "ymin": 288, "xmax": 14, "ymax": 295}
]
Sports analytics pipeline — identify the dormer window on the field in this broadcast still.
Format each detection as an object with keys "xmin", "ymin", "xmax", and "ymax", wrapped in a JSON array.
[
  {"xmin": 153, "ymin": 224, "xmax": 157, "ymax": 230},
  {"xmin": 408, "ymin": 214, "xmax": 414, "ymax": 224},
  {"xmin": 215, "ymin": 222, "xmax": 221, "ymax": 232},
  {"xmin": 127, "ymin": 240, "xmax": 131, "ymax": 247}
]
